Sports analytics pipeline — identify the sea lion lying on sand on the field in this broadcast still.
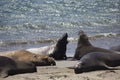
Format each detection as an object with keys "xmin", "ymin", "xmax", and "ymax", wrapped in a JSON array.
[
  {"xmin": 110, "ymin": 45, "xmax": 120, "ymax": 52},
  {"xmin": 26, "ymin": 44, "xmax": 55, "ymax": 56},
  {"xmin": 73, "ymin": 30, "xmax": 120, "ymax": 60},
  {"xmin": 0, "ymin": 56, "xmax": 36, "ymax": 78},
  {"xmin": 0, "ymin": 50, "xmax": 56, "ymax": 66},
  {"xmin": 27, "ymin": 33, "xmax": 68, "ymax": 60},
  {"xmin": 74, "ymin": 52, "xmax": 120, "ymax": 74}
]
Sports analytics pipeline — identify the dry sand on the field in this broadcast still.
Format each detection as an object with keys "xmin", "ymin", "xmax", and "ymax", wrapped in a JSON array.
[{"xmin": 1, "ymin": 60, "xmax": 120, "ymax": 80}]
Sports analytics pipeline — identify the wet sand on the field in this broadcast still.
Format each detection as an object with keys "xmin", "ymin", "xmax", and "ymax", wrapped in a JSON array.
[{"xmin": 1, "ymin": 60, "xmax": 120, "ymax": 80}]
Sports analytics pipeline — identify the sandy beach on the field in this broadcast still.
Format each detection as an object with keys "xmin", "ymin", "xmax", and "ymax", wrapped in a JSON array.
[
  {"xmin": 1, "ymin": 60, "xmax": 120, "ymax": 80},
  {"xmin": 0, "ymin": 0, "xmax": 120, "ymax": 80}
]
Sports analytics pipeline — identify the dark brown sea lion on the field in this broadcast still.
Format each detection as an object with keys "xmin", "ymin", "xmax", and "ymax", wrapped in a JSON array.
[
  {"xmin": 0, "ymin": 56, "xmax": 36, "ymax": 78},
  {"xmin": 0, "ymin": 50, "xmax": 56, "ymax": 66},
  {"xmin": 110, "ymin": 45, "xmax": 120, "ymax": 52},
  {"xmin": 49, "ymin": 33, "xmax": 68, "ymax": 60},
  {"xmin": 74, "ymin": 52, "xmax": 120, "ymax": 74},
  {"xmin": 26, "ymin": 33, "xmax": 68, "ymax": 60},
  {"xmin": 73, "ymin": 30, "xmax": 120, "ymax": 60}
]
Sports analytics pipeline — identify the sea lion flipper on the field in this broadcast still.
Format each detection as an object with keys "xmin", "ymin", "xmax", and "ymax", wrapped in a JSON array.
[
  {"xmin": 0, "ymin": 71, "xmax": 8, "ymax": 78},
  {"xmin": 100, "ymin": 62, "xmax": 120, "ymax": 70},
  {"xmin": 105, "ymin": 65, "xmax": 120, "ymax": 70}
]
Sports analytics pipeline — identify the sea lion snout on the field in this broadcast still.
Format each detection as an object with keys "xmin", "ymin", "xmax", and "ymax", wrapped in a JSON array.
[
  {"xmin": 74, "ymin": 67, "xmax": 83, "ymax": 74},
  {"xmin": 50, "ymin": 60, "xmax": 56, "ymax": 66},
  {"xmin": 47, "ymin": 57, "xmax": 56, "ymax": 66},
  {"xmin": 41, "ymin": 57, "xmax": 56, "ymax": 66},
  {"xmin": 74, "ymin": 62, "xmax": 83, "ymax": 74}
]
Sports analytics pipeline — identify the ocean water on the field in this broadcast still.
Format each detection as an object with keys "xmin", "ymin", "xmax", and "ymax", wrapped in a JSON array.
[{"xmin": 0, "ymin": 0, "xmax": 120, "ymax": 56}]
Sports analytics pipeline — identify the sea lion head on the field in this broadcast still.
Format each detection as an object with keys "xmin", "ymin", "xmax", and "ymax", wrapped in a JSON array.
[
  {"xmin": 51, "ymin": 33, "xmax": 68, "ymax": 60},
  {"xmin": 57, "ymin": 33, "xmax": 68, "ymax": 45},
  {"xmin": 74, "ymin": 61, "xmax": 89, "ymax": 74},
  {"xmin": 74, "ymin": 56, "xmax": 95, "ymax": 74},
  {"xmin": 31, "ymin": 55, "xmax": 56, "ymax": 66},
  {"xmin": 74, "ymin": 61, "xmax": 82, "ymax": 73},
  {"xmin": 78, "ymin": 30, "xmax": 92, "ymax": 46}
]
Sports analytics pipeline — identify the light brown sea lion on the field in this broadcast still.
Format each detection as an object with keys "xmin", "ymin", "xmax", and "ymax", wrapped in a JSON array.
[
  {"xmin": 74, "ymin": 52, "xmax": 120, "ymax": 74},
  {"xmin": 0, "ymin": 50, "xmax": 56, "ymax": 66},
  {"xmin": 0, "ymin": 56, "xmax": 36, "ymax": 78},
  {"xmin": 73, "ymin": 30, "xmax": 120, "ymax": 60}
]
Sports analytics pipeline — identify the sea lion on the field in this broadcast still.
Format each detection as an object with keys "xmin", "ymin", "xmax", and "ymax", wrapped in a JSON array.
[
  {"xmin": 0, "ymin": 50, "xmax": 56, "ymax": 66},
  {"xmin": 26, "ymin": 44, "xmax": 55, "ymax": 56},
  {"xmin": 49, "ymin": 33, "xmax": 68, "ymax": 60},
  {"xmin": 27, "ymin": 33, "xmax": 68, "ymax": 60},
  {"xmin": 73, "ymin": 30, "xmax": 120, "ymax": 60},
  {"xmin": 0, "ymin": 56, "xmax": 36, "ymax": 78},
  {"xmin": 110, "ymin": 45, "xmax": 120, "ymax": 52},
  {"xmin": 74, "ymin": 52, "xmax": 120, "ymax": 74}
]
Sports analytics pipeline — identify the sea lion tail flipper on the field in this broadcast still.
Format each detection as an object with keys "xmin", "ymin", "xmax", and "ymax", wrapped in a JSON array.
[
  {"xmin": 105, "ymin": 66, "xmax": 120, "ymax": 70},
  {"xmin": 101, "ymin": 62, "xmax": 120, "ymax": 70}
]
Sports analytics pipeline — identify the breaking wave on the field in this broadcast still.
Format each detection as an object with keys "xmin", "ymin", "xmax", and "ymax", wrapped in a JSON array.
[{"xmin": 0, "ymin": 32, "xmax": 119, "ymax": 46}]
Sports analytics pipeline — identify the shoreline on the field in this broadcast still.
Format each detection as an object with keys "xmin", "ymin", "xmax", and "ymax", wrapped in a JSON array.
[{"xmin": 1, "ymin": 60, "xmax": 120, "ymax": 80}]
